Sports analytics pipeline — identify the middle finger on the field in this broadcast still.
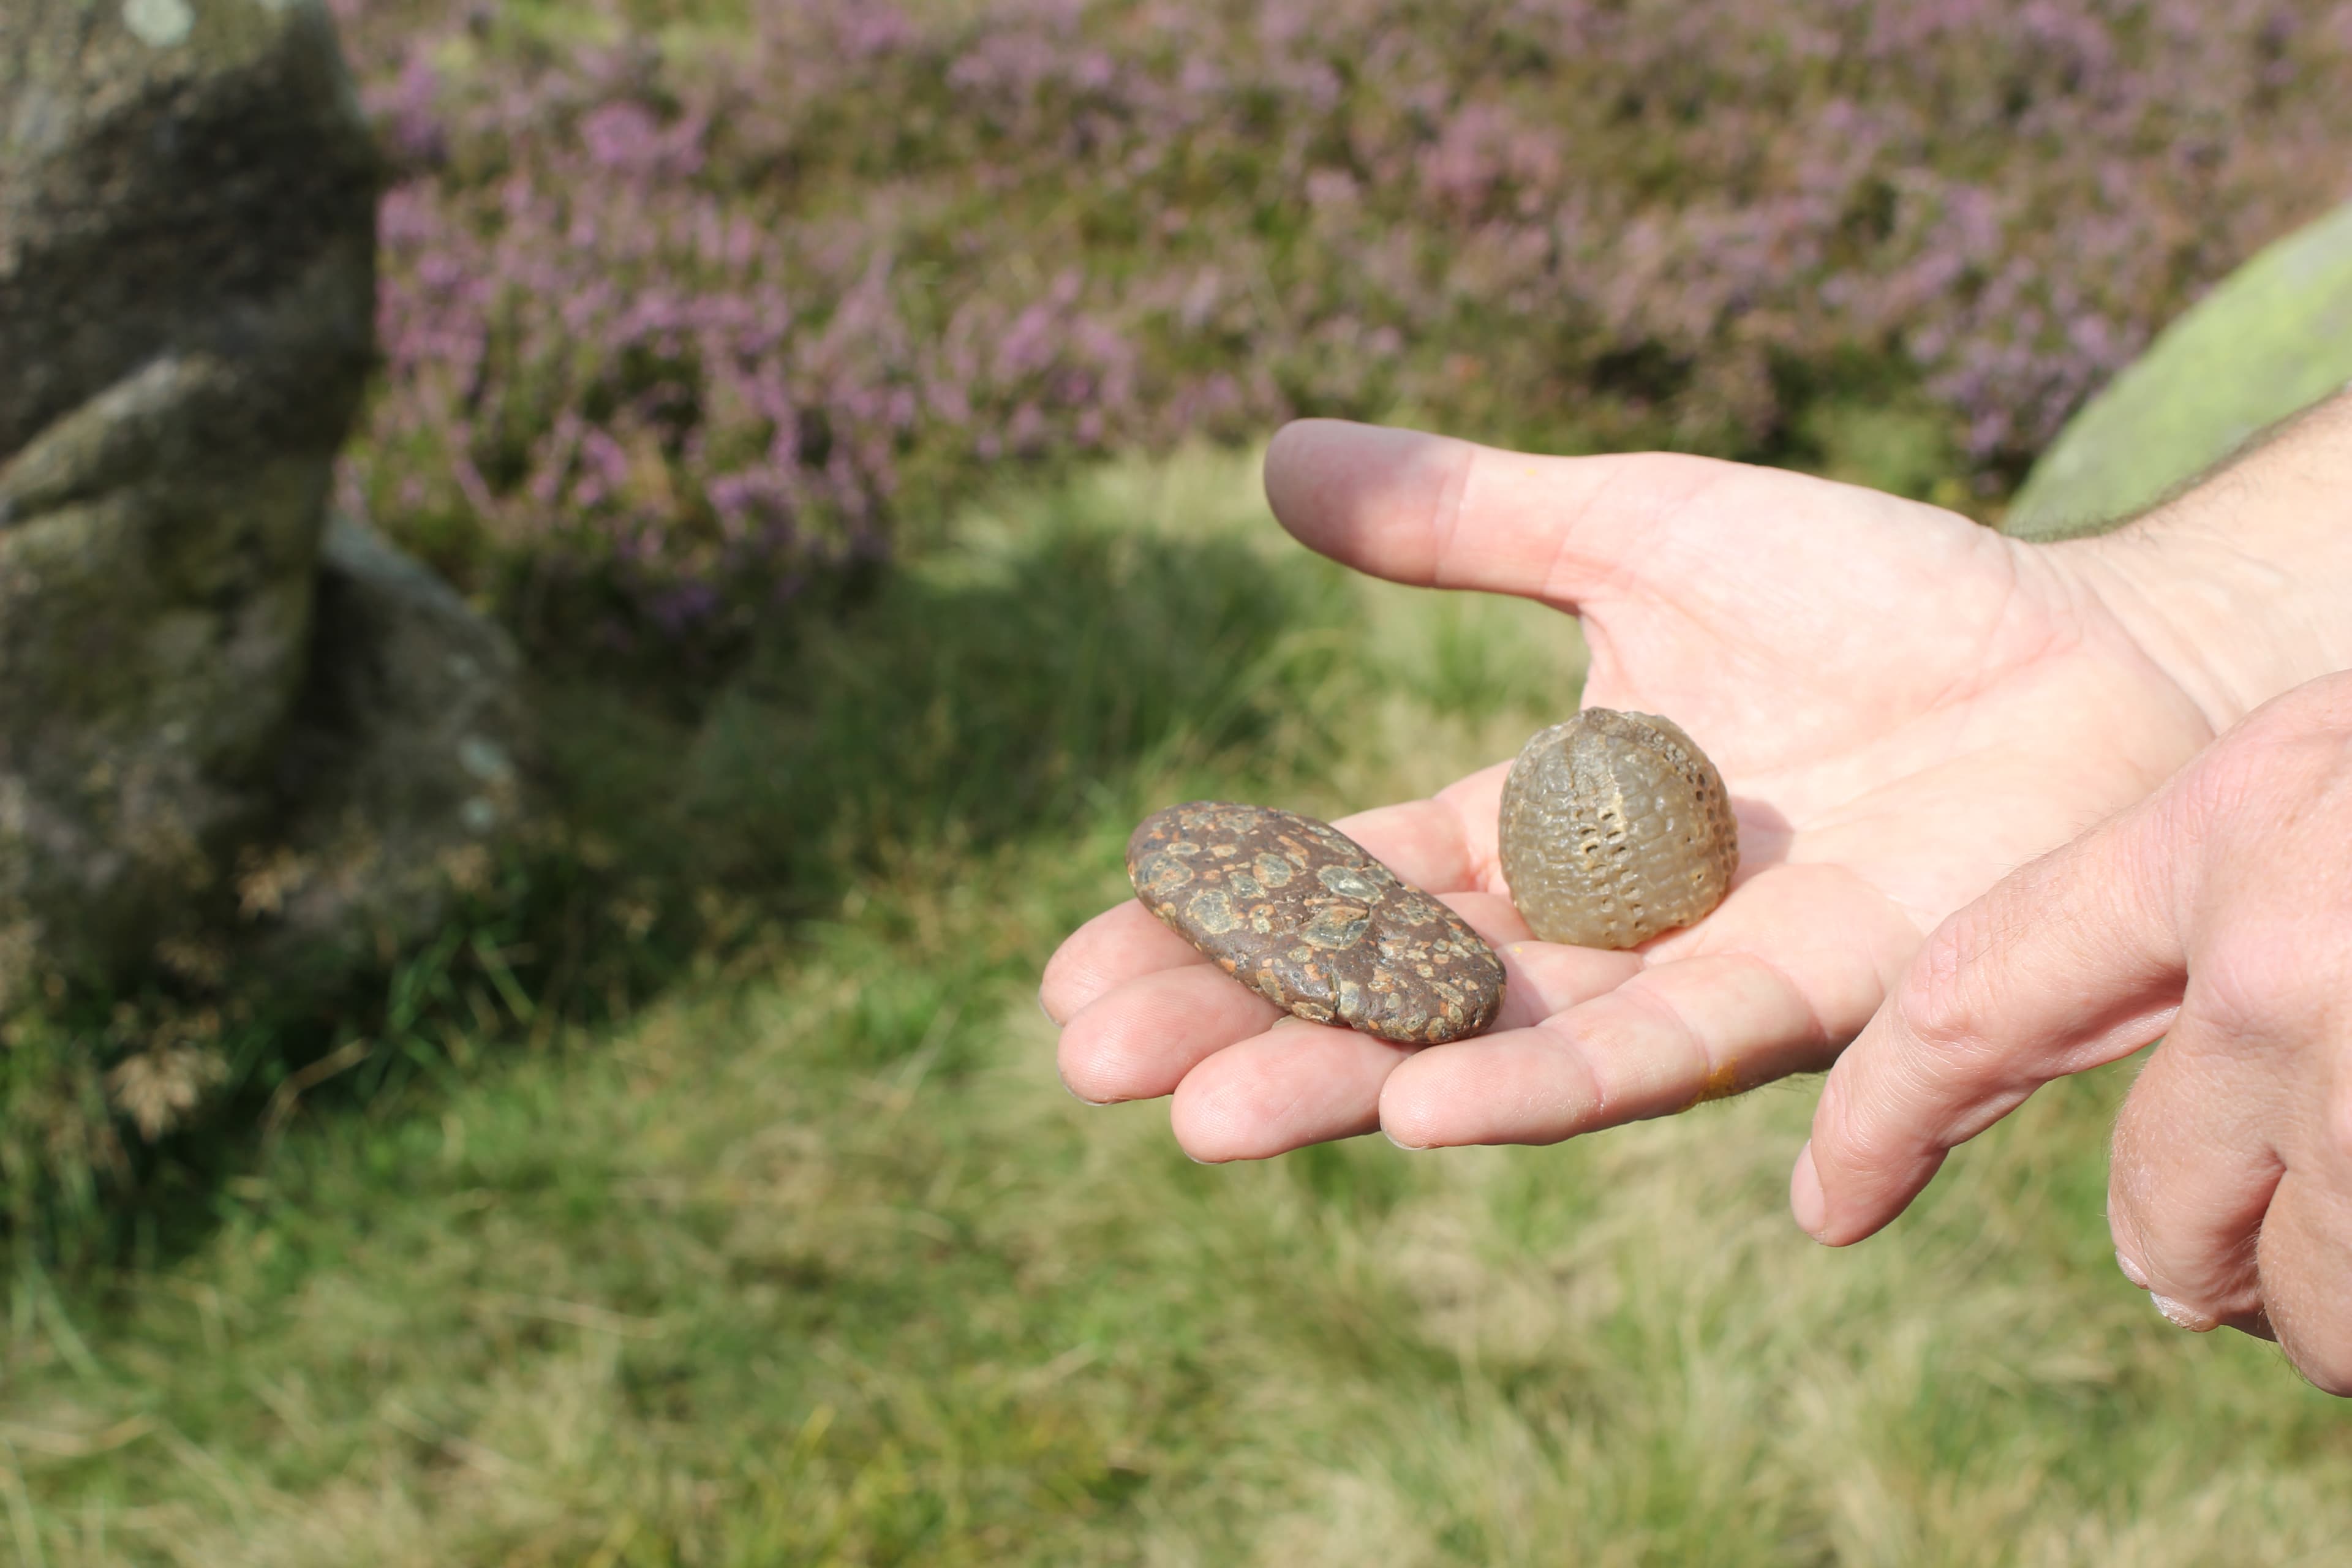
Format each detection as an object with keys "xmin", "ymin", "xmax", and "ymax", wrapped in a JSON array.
[{"xmin": 2107, "ymin": 1021, "xmax": 2282, "ymax": 1335}]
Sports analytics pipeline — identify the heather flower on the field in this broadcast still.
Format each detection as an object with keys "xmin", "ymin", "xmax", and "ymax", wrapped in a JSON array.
[{"xmin": 331, "ymin": 0, "xmax": 2352, "ymax": 650}]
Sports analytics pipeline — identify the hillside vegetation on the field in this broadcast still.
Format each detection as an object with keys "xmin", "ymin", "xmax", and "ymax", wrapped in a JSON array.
[
  {"xmin": 14, "ymin": 450, "xmax": 2352, "ymax": 1565},
  {"xmin": 15, "ymin": 0, "xmax": 2352, "ymax": 1559}
]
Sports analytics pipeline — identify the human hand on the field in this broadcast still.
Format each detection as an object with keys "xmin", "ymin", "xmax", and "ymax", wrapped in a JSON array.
[
  {"xmin": 1795, "ymin": 673, "xmax": 2352, "ymax": 1392},
  {"xmin": 1044, "ymin": 419, "xmax": 2222, "ymax": 1161}
]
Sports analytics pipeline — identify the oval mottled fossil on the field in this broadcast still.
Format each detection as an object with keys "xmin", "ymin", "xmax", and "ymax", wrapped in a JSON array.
[
  {"xmin": 1497, "ymin": 708, "xmax": 1738, "ymax": 949},
  {"xmin": 1127, "ymin": 802, "xmax": 1504, "ymax": 1044}
]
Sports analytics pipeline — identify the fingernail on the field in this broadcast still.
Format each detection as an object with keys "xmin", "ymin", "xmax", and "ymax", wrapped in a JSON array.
[
  {"xmin": 1038, "ymin": 989, "xmax": 1058, "ymax": 1026},
  {"xmin": 2150, "ymin": 1293, "xmax": 2214, "ymax": 1332},
  {"xmin": 1058, "ymin": 1076, "xmax": 1116, "ymax": 1107},
  {"xmin": 1790, "ymin": 1142, "xmax": 1826, "ymax": 1237},
  {"xmin": 1382, "ymin": 1129, "xmax": 1429, "ymax": 1152},
  {"xmin": 2114, "ymin": 1250, "xmax": 2150, "ymax": 1289}
]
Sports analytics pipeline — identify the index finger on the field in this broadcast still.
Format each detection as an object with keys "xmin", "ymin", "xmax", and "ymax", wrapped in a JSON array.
[
  {"xmin": 1378, "ymin": 861, "xmax": 1913, "ymax": 1147},
  {"xmin": 1793, "ymin": 798, "xmax": 2189, "ymax": 1246}
]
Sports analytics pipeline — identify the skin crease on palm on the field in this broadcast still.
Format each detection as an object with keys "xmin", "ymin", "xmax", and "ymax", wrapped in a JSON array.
[{"xmin": 1040, "ymin": 417, "xmax": 2228, "ymax": 1164}]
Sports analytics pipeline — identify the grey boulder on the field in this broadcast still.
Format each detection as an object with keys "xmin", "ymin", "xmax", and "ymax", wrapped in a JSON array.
[
  {"xmin": 2007, "ymin": 201, "xmax": 2352, "ymax": 541},
  {"xmin": 0, "ymin": 0, "xmax": 530, "ymax": 1005}
]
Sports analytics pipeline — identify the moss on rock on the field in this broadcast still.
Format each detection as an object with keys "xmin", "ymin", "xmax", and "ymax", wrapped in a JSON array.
[{"xmin": 0, "ymin": 1, "xmax": 533, "ymax": 1022}]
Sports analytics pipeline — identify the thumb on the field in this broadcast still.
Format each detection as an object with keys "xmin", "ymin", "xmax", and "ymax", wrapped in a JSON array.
[
  {"xmin": 1793, "ymin": 794, "xmax": 2192, "ymax": 1245},
  {"xmin": 1261, "ymin": 418, "xmax": 1738, "ymax": 608}
]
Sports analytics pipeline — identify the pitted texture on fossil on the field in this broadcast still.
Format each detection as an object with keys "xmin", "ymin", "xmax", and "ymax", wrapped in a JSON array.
[
  {"xmin": 1128, "ymin": 802, "xmax": 1504, "ymax": 1045},
  {"xmin": 1498, "ymin": 709, "xmax": 1738, "ymax": 949}
]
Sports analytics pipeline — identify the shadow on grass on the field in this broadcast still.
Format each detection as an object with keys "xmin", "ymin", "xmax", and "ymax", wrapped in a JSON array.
[
  {"xmin": 39, "ymin": 466, "xmax": 1362, "ymax": 1275},
  {"xmin": 669, "ymin": 503, "xmax": 1352, "ymax": 903}
]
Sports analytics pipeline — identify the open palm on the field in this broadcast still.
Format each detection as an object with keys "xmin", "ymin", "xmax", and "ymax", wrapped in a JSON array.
[{"xmin": 1042, "ymin": 420, "xmax": 2218, "ymax": 1160}]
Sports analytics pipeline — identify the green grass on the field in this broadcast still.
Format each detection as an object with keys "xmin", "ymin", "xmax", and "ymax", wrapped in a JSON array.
[{"xmin": 8, "ymin": 448, "xmax": 2351, "ymax": 1565}]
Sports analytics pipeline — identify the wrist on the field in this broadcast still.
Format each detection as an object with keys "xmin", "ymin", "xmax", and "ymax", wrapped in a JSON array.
[{"xmin": 2052, "ymin": 391, "xmax": 2352, "ymax": 733}]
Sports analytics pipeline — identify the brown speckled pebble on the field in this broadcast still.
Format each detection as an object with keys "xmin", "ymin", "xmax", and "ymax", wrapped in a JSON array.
[{"xmin": 1127, "ymin": 802, "xmax": 1504, "ymax": 1045}]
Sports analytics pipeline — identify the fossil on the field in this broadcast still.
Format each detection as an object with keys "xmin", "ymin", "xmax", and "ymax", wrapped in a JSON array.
[
  {"xmin": 1497, "ymin": 709, "xmax": 1738, "ymax": 949},
  {"xmin": 1128, "ymin": 802, "xmax": 1504, "ymax": 1044}
]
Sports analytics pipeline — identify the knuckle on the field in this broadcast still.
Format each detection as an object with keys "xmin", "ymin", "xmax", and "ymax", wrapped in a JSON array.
[
  {"xmin": 2187, "ymin": 913, "xmax": 2347, "ymax": 1047},
  {"xmin": 2169, "ymin": 729, "xmax": 2269, "ymax": 837},
  {"xmin": 2187, "ymin": 693, "xmax": 2352, "ymax": 846},
  {"xmin": 1809, "ymin": 1069, "xmax": 1912, "ymax": 1175},
  {"xmin": 1895, "ymin": 916, "xmax": 1997, "ymax": 1049}
]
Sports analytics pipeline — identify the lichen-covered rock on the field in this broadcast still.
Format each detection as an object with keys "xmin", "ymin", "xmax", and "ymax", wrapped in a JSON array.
[
  {"xmin": 1498, "ymin": 709, "xmax": 1738, "ymax": 949},
  {"xmin": 245, "ymin": 514, "xmax": 533, "ymax": 973},
  {"xmin": 1128, "ymin": 802, "xmax": 1504, "ymax": 1045},
  {"xmin": 0, "ymin": 0, "xmax": 529, "ymax": 1005}
]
